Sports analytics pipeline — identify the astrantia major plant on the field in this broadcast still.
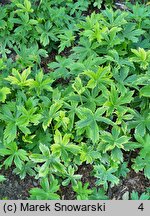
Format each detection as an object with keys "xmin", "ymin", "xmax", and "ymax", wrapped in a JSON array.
[{"xmin": 0, "ymin": 0, "xmax": 150, "ymax": 200}]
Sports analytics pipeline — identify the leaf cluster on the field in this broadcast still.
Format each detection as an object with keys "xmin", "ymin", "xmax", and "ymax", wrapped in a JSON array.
[{"xmin": 0, "ymin": 0, "xmax": 150, "ymax": 200}]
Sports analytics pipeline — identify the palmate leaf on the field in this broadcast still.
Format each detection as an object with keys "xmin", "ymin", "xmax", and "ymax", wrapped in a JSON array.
[
  {"xmin": 0, "ymin": 142, "xmax": 28, "ymax": 169},
  {"xmin": 127, "ymin": 109, "xmax": 150, "ymax": 137},
  {"xmin": 29, "ymin": 176, "xmax": 60, "ymax": 200},
  {"xmin": 58, "ymin": 29, "xmax": 75, "ymax": 53},
  {"xmin": 100, "ymin": 126, "xmax": 130, "ymax": 152},
  {"xmin": 78, "ymin": 12, "xmax": 101, "ymax": 31},
  {"xmin": 76, "ymin": 108, "xmax": 97, "ymax": 143},
  {"xmin": 63, "ymin": 100, "xmax": 78, "ymax": 131},
  {"xmin": 116, "ymin": 162, "xmax": 130, "ymax": 178},
  {"xmin": 94, "ymin": 164, "xmax": 119, "ymax": 190},
  {"xmin": 71, "ymin": 38, "xmax": 98, "ymax": 61},
  {"xmin": 101, "ymin": 27, "xmax": 122, "ymax": 48},
  {"xmin": 13, "ymin": 161, "xmax": 36, "ymax": 179},
  {"xmin": 82, "ymin": 88, "xmax": 106, "ymax": 112},
  {"xmin": 93, "ymin": 0, "xmax": 103, "ymax": 9},
  {"xmin": 74, "ymin": 55, "xmax": 106, "ymax": 74},
  {"xmin": 36, "ymin": 21, "xmax": 57, "ymax": 46},
  {"xmin": 132, "ymin": 156, "xmax": 150, "ymax": 179},
  {"xmin": 105, "ymin": 49, "xmax": 134, "ymax": 69},
  {"xmin": 48, "ymin": 55, "xmax": 74, "ymax": 78},
  {"xmin": 5, "ymin": 67, "xmax": 34, "ymax": 87},
  {"xmin": 0, "ymin": 104, "xmax": 19, "ymax": 143},
  {"xmin": 83, "ymin": 65, "xmax": 112, "ymax": 90},
  {"xmin": 132, "ymin": 134, "xmax": 150, "ymax": 179},
  {"xmin": 54, "ymin": 110, "xmax": 70, "ymax": 131},
  {"xmin": 42, "ymin": 101, "xmax": 63, "ymax": 131},
  {"xmin": 128, "ymin": 3, "xmax": 150, "ymax": 22},
  {"xmin": 123, "ymin": 23, "xmax": 145, "ymax": 43},
  {"xmin": 13, "ymin": 43, "xmax": 48, "ymax": 66},
  {"xmin": 68, "ymin": 87, "xmax": 106, "ymax": 112},
  {"xmin": 131, "ymin": 191, "xmax": 150, "ymax": 200},
  {"xmin": 89, "ymin": 188, "xmax": 108, "ymax": 200},
  {"xmin": 30, "ymin": 70, "xmax": 53, "ymax": 95},
  {"xmin": 82, "ymin": 22, "xmax": 108, "ymax": 43},
  {"xmin": 1, "ymin": 97, "xmax": 41, "ymax": 140},
  {"xmin": 76, "ymin": 107, "xmax": 114, "ymax": 144},
  {"xmin": 73, "ymin": 181, "xmax": 92, "ymax": 200},
  {"xmin": 102, "ymin": 8, "xmax": 127, "ymax": 27},
  {"xmin": 69, "ymin": 0, "xmax": 89, "ymax": 15},
  {"xmin": 62, "ymin": 165, "xmax": 82, "ymax": 186},
  {"xmin": 51, "ymin": 130, "xmax": 81, "ymax": 161},
  {"xmin": 104, "ymin": 84, "xmax": 134, "ymax": 116},
  {"xmin": 80, "ymin": 143, "xmax": 101, "ymax": 164},
  {"xmin": 30, "ymin": 144, "xmax": 65, "ymax": 177},
  {"xmin": 14, "ymin": 0, "xmax": 33, "ymax": 13},
  {"xmin": 113, "ymin": 67, "xmax": 137, "ymax": 93},
  {"xmin": 16, "ymin": 105, "xmax": 42, "ymax": 126},
  {"xmin": 130, "ymin": 48, "xmax": 150, "ymax": 70}
]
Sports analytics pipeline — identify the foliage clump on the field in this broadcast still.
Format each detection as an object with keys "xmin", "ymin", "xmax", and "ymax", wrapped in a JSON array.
[{"xmin": 0, "ymin": 0, "xmax": 150, "ymax": 200}]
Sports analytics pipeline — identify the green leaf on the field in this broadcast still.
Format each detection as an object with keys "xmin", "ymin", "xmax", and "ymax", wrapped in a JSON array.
[
  {"xmin": 131, "ymin": 191, "xmax": 150, "ymax": 200},
  {"xmin": 51, "ymin": 130, "xmax": 80, "ymax": 161},
  {"xmin": 73, "ymin": 181, "xmax": 92, "ymax": 200},
  {"xmin": 58, "ymin": 30, "xmax": 75, "ymax": 53},
  {"xmin": 30, "ymin": 70, "xmax": 53, "ymax": 95},
  {"xmin": 123, "ymin": 23, "xmax": 145, "ymax": 43},
  {"xmin": 14, "ymin": 154, "xmax": 23, "ymax": 170},
  {"xmin": 89, "ymin": 188, "xmax": 108, "ymax": 200},
  {"xmin": 111, "ymin": 148, "xmax": 123, "ymax": 163},
  {"xmin": 130, "ymin": 48, "xmax": 150, "ymax": 70},
  {"xmin": 5, "ymin": 68, "xmax": 34, "ymax": 87},
  {"xmin": 0, "ymin": 142, "xmax": 28, "ymax": 169},
  {"xmin": 94, "ymin": 165, "xmax": 119, "ymax": 190},
  {"xmin": 29, "ymin": 176, "xmax": 60, "ymax": 200},
  {"xmin": 29, "ymin": 154, "xmax": 46, "ymax": 163},
  {"xmin": 62, "ymin": 165, "xmax": 82, "ymax": 186},
  {"xmin": 39, "ymin": 144, "xmax": 50, "ymax": 157},
  {"xmin": 42, "ymin": 101, "xmax": 63, "ymax": 131},
  {"xmin": 140, "ymin": 85, "xmax": 150, "ymax": 97},
  {"xmin": 80, "ymin": 143, "xmax": 101, "ymax": 164},
  {"xmin": 0, "ymin": 175, "xmax": 6, "ymax": 183},
  {"xmin": 4, "ymin": 122, "xmax": 17, "ymax": 143},
  {"xmin": 0, "ymin": 87, "xmax": 11, "ymax": 103},
  {"xmin": 144, "ymin": 164, "xmax": 150, "ymax": 179},
  {"xmin": 30, "ymin": 143, "xmax": 65, "ymax": 177},
  {"xmin": 72, "ymin": 76, "xmax": 85, "ymax": 95}
]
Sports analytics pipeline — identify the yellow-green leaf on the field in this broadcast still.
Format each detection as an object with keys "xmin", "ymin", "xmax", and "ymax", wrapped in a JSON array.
[{"xmin": 0, "ymin": 87, "xmax": 11, "ymax": 103}]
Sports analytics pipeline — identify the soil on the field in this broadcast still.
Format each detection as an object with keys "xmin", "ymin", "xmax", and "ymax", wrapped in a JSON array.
[
  {"xmin": 0, "ymin": 167, "xmax": 39, "ymax": 200},
  {"xmin": 0, "ymin": 0, "xmax": 10, "ymax": 5},
  {"xmin": 0, "ymin": 164, "xmax": 149, "ymax": 200},
  {"xmin": 110, "ymin": 171, "xmax": 150, "ymax": 200}
]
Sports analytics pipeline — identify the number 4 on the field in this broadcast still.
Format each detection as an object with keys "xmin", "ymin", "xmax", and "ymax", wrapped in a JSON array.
[{"xmin": 138, "ymin": 203, "xmax": 144, "ymax": 211}]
